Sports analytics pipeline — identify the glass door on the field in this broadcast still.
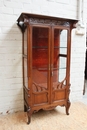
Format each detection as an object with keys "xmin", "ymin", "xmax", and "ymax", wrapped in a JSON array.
[
  {"xmin": 51, "ymin": 27, "xmax": 68, "ymax": 103},
  {"xmin": 31, "ymin": 26, "xmax": 51, "ymax": 105}
]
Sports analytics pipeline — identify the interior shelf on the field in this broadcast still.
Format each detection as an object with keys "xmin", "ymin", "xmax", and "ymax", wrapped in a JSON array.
[
  {"xmin": 32, "ymin": 67, "xmax": 66, "ymax": 71},
  {"xmin": 33, "ymin": 46, "xmax": 67, "ymax": 49}
]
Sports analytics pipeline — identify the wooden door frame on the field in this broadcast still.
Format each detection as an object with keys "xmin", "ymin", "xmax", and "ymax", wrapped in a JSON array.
[
  {"xmin": 51, "ymin": 26, "xmax": 70, "ymax": 103},
  {"xmin": 28, "ymin": 24, "xmax": 51, "ymax": 106}
]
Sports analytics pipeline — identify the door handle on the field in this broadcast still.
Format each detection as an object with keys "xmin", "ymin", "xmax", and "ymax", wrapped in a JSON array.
[
  {"xmin": 51, "ymin": 71, "xmax": 53, "ymax": 77},
  {"xmin": 51, "ymin": 64, "xmax": 53, "ymax": 77}
]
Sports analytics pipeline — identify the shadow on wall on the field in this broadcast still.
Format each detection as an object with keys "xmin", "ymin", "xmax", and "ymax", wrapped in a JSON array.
[{"xmin": 0, "ymin": 23, "xmax": 24, "ymax": 114}]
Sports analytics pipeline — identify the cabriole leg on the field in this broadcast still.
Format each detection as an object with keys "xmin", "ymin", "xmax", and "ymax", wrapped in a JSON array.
[
  {"xmin": 27, "ymin": 107, "xmax": 32, "ymax": 124},
  {"xmin": 66, "ymin": 100, "xmax": 71, "ymax": 115},
  {"xmin": 27, "ymin": 116, "xmax": 31, "ymax": 124}
]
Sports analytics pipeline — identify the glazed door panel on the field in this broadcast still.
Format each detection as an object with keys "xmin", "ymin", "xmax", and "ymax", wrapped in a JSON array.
[
  {"xmin": 30, "ymin": 25, "xmax": 69, "ymax": 105},
  {"xmin": 30, "ymin": 26, "xmax": 51, "ymax": 106},
  {"xmin": 51, "ymin": 28, "xmax": 68, "ymax": 103}
]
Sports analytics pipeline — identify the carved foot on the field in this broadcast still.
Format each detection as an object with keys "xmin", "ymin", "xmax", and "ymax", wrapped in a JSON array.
[
  {"xmin": 27, "ymin": 116, "xmax": 31, "ymax": 124},
  {"xmin": 66, "ymin": 100, "xmax": 71, "ymax": 115},
  {"xmin": 27, "ymin": 107, "xmax": 32, "ymax": 124}
]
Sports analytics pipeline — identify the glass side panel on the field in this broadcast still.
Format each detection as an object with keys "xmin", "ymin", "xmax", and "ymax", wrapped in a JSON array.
[
  {"xmin": 32, "ymin": 27, "xmax": 49, "ymax": 92},
  {"xmin": 24, "ymin": 58, "xmax": 28, "ymax": 88},
  {"xmin": 59, "ymin": 57, "xmax": 66, "ymax": 82},
  {"xmin": 24, "ymin": 28, "xmax": 27, "ymax": 55},
  {"xmin": 60, "ymin": 30, "xmax": 67, "ymax": 47},
  {"xmin": 53, "ymin": 29, "xmax": 67, "ymax": 89},
  {"xmin": 60, "ymin": 30, "xmax": 67, "ymax": 54}
]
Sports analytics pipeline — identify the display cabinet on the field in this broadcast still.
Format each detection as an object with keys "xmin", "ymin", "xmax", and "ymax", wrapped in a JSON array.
[{"xmin": 17, "ymin": 13, "xmax": 77, "ymax": 124}]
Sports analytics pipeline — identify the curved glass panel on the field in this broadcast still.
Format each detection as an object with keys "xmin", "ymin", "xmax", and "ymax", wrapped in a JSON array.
[{"xmin": 53, "ymin": 29, "xmax": 67, "ymax": 89}]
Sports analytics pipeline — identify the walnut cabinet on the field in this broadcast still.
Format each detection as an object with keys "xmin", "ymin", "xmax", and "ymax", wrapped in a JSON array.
[{"xmin": 17, "ymin": 13, "xmax": 77, "ymax": 124}]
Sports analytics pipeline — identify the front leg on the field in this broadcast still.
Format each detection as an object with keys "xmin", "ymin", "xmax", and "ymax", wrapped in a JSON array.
[
  {"xmin": 27, "ymin": 107, "xmax": 32, "ymax": 124},
  {"xmin": 66, "ymin": 100, "xmax": 71, "ymax": 115},
  {"xmin": 27, "ymin": 116, "xmax": 31, "ymax": 124}
]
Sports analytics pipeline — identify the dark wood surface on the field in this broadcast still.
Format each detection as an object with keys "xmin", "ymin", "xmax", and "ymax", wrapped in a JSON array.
[{"xmin": 17, "ymin": 13, "xmax": 78, "ymax": 124}]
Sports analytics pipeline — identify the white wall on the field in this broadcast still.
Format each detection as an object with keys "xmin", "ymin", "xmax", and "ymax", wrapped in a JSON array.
[
  {"xmin": 70, "ymin": 28, "xmax": 86, "ymax": 101},
  {"xmin": 0, "ymin": 0, "xmax": 86, "ymax": 114}
]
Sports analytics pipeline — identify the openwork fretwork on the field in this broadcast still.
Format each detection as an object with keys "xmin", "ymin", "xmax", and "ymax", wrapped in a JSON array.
[
  {"xmin": 32, "ymin": 81, "xmax": 47, "ymax": 92},
  {"xmin": 29, "ymin": 18, "xmax": 70, "ymax": 26},
  {"xmin": 53, "ymin": 77, "xmax": 66, "ymax": 90}
]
